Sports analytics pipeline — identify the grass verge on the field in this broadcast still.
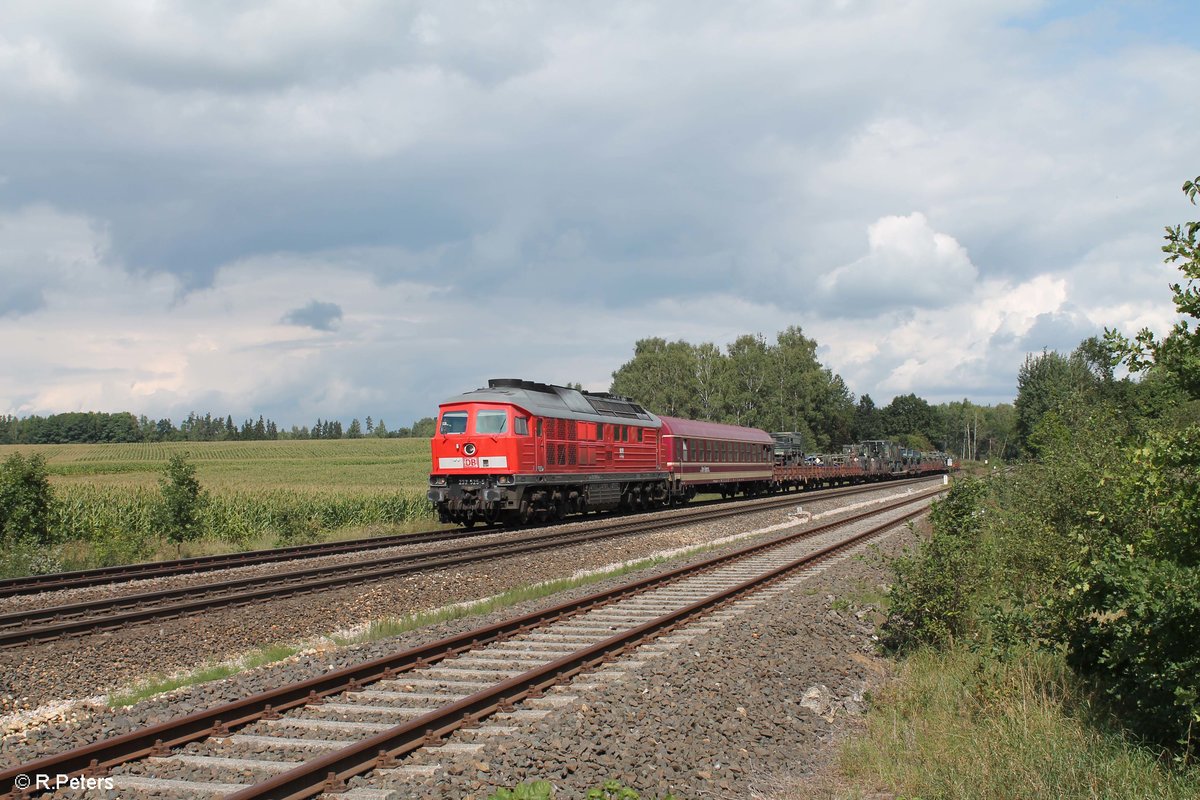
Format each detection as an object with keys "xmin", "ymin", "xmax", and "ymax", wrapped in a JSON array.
[
  {"xmin": 107, "ymin": 644, "xmax": 298, "ymax": 708},
  {"xmin": 334, "ymin": 552, "xmax": 681, "ymax": 646},
  {"xmin": 838, "ymin": 645, "xmax": 1200, "ymax": 800}
]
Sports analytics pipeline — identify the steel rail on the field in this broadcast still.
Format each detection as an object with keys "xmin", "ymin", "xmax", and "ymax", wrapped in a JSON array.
[
  {"xmin": 0, "ymin": 528, "xmax": 479, "ymax": 599},
  {"xmin": 0, "ymin": 480, "xmax": 944, "ymax": 649},
  {"xmin": 0, "ymin": 486, "xmax": 942, "ymax": 798},
  {"xmin": 232, "ymin": 505, "xmax": 933, "ymax": 800},
  {"xmin": 0, "ymin": 475, "xmax": 942, "ymax": 598}
]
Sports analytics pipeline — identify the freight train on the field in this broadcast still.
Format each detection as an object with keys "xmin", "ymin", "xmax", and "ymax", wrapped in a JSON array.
[{"xmin": 427, "ymin": 379, "xmax": 949, "ymax": 527}]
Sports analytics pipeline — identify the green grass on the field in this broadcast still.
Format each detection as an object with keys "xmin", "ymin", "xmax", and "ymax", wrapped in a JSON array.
[
  {"xmin": 838, "ymin": 646, "xmax": 1200, "ymax": 800},
  {"xmin": 335, "ymin": 553, "xmax": 678, "ymax": 646},
  {"xmin": 108, "ymin": 644, "xmax": 299, "ymax": 708},
  {"xmin": 830, "ymin": 578, "xmax": 891, "ymax": 612}
]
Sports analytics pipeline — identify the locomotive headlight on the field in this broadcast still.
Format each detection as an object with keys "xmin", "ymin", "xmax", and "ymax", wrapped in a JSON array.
[{"xmin": 464, "ymin": 443, "xmax": 477, "ymax": 456}]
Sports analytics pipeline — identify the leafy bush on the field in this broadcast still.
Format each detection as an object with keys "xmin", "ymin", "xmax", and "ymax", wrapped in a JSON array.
[
  {"xmin": 155, "ymin": 452, "xmax": 206, "ymax": 543},
  {"xmin": 880, "ymin": 477, "xmax": 989, "ymax": 651},
  {"xmin": 0, "ymin": 452, "xmax": 55, "ymax": 545},
  {"xmin": 1061, "ymin": 425, "xmax": 1200, "ymax": 758}
]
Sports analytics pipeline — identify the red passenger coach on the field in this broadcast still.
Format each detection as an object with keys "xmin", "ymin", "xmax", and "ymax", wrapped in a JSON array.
[{"xmin": 658, "ymin": 416, "xmax": 775, "ymax": 501}]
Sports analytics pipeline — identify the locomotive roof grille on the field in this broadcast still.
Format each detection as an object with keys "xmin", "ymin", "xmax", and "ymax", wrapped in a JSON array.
[{"xmin": 583, "ymin": 396, "xmax": 646, "ymax": 418}]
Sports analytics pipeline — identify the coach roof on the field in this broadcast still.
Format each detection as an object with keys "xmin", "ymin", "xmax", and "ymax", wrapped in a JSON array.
[
  {"xmin": 441, "ymin": 379, "xmax": 662, "ymax": 427},
  {"xmin": 657, "ymin": 415, "xmax": 774, "ymax": 443}
]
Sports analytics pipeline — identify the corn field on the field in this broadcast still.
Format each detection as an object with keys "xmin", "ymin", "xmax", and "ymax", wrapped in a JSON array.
[
  {"xmin": 50, "ymin": 485, "xmax": 431, "ymax": 543},
  {"xmin": 0, "ymin": 439, "xmax": 438, "ymax": 575}
]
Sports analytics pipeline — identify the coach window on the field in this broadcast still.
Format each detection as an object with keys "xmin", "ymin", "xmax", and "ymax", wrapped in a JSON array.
[
  {"xmin": 440, "ymin": 411, "xmax": 467, "ymax": 434},
  {"xmin": 515, "ymin": 417, "xmax": 529, "ymax": 436}
]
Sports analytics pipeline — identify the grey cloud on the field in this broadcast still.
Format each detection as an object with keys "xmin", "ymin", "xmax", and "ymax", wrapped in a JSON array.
[
  {"xmin": 1018, "ymin": 310, "xmax": 1101, "ymax": 355},
  {"xmin": 0, "ymin": 283, "xmax": 42, "ymax": 317},
  {"xmin": 282, "ymin": 300, "xmax": 343, "ymax": 331}
]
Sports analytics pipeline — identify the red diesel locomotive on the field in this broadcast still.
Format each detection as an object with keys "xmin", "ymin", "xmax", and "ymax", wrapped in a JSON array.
[{"xmin": 426, "ymin": 379, "xmax": 774, "ymax": 526}]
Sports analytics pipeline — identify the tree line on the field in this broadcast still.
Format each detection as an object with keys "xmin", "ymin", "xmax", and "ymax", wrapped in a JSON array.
[
  {"xmin": 609, "ymin": 326, "xmax": 1017, "ymax": 459},
  {"xmin": 0, "ymin": 411, "xmax": 437, "ymax": 445}
]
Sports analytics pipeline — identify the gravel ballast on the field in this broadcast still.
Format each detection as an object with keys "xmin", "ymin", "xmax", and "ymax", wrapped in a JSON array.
[
  {"xmin": 344, "ymin": 512, "xmax": 920, "ymax": 799},
  {"xmin": 1, "ymin": 482, "xmax": 936, "ymax": 791}
]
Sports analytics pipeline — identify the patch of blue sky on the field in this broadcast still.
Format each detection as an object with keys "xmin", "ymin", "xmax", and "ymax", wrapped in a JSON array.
[{"xmin": 1005, "ymin": 1, "xmax": 1200, "ymax": 51}]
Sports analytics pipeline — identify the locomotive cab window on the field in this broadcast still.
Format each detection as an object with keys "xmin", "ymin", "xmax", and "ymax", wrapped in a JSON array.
[
  {"xmin": 515, "ymin": 417, "xmax": 529, "ymax": 436},
  {"xmin": 476, "ymin": 410, "xmax": 507, "ymax": 434},
  {"xmin": 596, "ymin": 423, "xmax": 604, "ymax": 441},
  {"xmin": 440, "ymin": 411, "xmax": 468, "ymax": 434}
]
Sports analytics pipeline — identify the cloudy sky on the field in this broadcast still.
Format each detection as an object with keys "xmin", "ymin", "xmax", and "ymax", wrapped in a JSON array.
[{"xmin": 2, "ymin": 1, "xmax": 1198, "ymax": 427}]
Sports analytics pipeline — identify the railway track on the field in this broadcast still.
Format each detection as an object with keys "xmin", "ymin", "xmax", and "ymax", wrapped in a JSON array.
[
  {"xmin": 0, "ymin": 485, "xmax": 941, "ymax": 800},
  {"xmin": 0, "ymin": 476, "xmax": 940, "ymax": 600},
  {"xmin": 0, "ymin": 479, "xmax": 943, "ymax": 650}
]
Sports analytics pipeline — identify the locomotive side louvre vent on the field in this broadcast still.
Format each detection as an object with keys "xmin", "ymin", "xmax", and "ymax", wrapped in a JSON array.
[
  {"xmin": 557, "ymin": 444, "xmax": 567, "ymax": 465},
  {"xmin": 567, "ymin": 420, "xmax": 577, "ymax": 440},
  {"xmin": 568, "ymin": 443, "xmax": 577, "ymax": 465}
]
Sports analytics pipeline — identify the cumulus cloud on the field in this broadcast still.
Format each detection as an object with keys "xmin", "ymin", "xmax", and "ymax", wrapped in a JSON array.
[
  {"xmin": 816, "ymin": 213, "xmax": 978, "ymax": 316},
  {"xmin": 281, "ymin": 300, "xmax": 343, "ymax": 331}
]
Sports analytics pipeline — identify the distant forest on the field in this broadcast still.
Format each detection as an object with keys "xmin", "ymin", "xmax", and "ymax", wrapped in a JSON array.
[
  {"xmin": 0, "ymin": 411, "xmax": 436, "ymax": 445},
  {"xmin": 609, "ymin": 326, "xmax": 1016, "ymax": 461}
]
